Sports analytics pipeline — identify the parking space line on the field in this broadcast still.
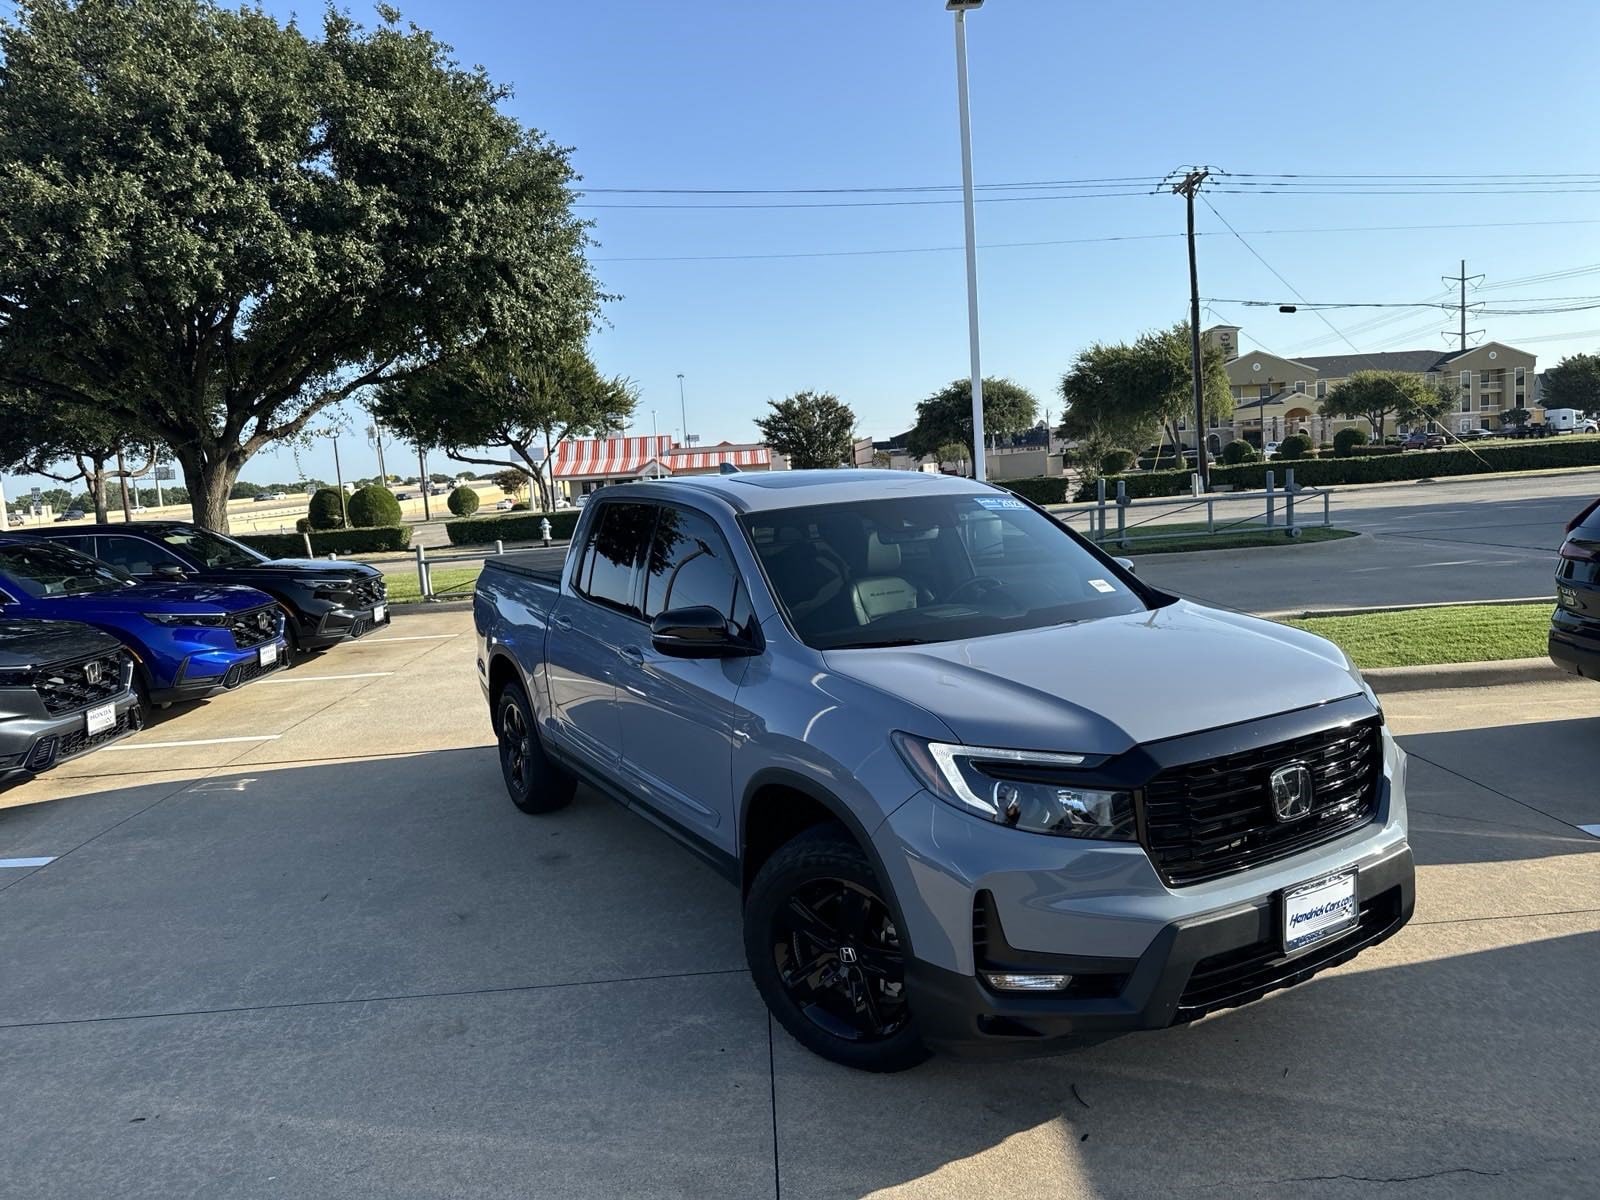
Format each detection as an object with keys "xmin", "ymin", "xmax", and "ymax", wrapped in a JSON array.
[
  {"xmin": 107, "ymin": 735, "xmax": 281, "ymax": 750},
  {"xmin": 0, "ymin": 857, "xmax": 55, "ymax": 869},
  {"xmin": 262, "ymin": 672, "xmax": 395, "ymax": 684},
  {"xmin": 358, "ymin": 634, "xmax": 459, "ymax": 643}
]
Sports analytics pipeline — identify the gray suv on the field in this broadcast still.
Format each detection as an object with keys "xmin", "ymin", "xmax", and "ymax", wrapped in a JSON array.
[
  {"xmin": 475, "ymin": 471, "xmax": 1414, "ymax": 1071},
  {"xmin": 1, "ymin": 617, "xmax": 141, "ymax": 781}
]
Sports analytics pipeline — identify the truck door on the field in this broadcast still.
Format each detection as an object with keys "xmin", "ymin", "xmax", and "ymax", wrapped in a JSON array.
[
  {"xmin": 615, "ymin": 502, "xmax": 753, "ymax": 852},
  {"xmin": 544, "ymin": 500, "xmax": 655, "ymax": 767}
]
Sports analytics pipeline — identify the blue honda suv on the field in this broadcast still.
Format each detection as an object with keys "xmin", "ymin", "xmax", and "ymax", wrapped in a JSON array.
[{"xmin": 0, "ymin": 535, "xmax": 289, "ymax": 707}]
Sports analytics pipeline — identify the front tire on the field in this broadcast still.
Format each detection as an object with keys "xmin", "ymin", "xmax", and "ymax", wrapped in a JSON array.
[
  {"xmin": 745, "ymin": 826, "xmax": 930, "ymax": 1073},
  {"xmin": 495, "ymin": 681, "xmax": 575, "ymax": 814}
]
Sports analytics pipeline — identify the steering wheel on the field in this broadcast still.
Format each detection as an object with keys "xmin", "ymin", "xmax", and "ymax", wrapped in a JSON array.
[{"xmin": 945, "ymin": 575, "xmax": 1006, "ymax": 605}]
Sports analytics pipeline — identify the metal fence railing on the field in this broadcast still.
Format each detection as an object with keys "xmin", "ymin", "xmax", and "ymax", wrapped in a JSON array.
[{"xmin": 1047, "ymin": 469, "xmax": 1332, "ymax": 549}]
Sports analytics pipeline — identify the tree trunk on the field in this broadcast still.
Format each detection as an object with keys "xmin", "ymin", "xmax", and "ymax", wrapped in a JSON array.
[
  {"xmin": 177, "ymin": 452, "xmax": 241, "ymax": 532},
  {"xmin": 89, "ymin": 455, "xmax": 110, "ymax": 524}
]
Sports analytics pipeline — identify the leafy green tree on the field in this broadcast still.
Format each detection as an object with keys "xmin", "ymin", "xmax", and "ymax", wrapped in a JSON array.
[
  {"xmin": 754, "ymin": 391, "xmax": 856, "ymax": 469},
  {"xmin": 1320, "ymin": 371, "xmax": 1455, "ymax": 438},
  {"xmin": 0, "ymin": 391, "xmax": 156, "ymax": 521},
  {"xmin": 1057, "ymin": 325, "xmax": 1232, "ymax": 475},
  {"xmin": 1541, "ymin": 353, "xmax": 1600, "ymax": 413},
  {"xmin": 934, "ymin": 441, "xmax": 972, "ymax": 475},
  {"xmin": 908, "ymin": 378, "xmax": 1037, "ymax": 460},
  {"xmin": 377, "ymin": 343, "xmax": 635, "ymax": 514},
  {"xmin": 1501, "ymin": 406, "xmax": 1531, "ymax": 429},
  {"xmin": 0, "ymin": 0, "xmax": 600, "ymax": 531},
  {"xmin": 492, "ymin": 469, "xmax": 532, "ymax": 500}
]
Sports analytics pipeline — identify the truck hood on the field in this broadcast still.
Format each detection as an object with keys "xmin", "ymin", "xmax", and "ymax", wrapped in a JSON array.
[
  {"xmin": 37, "ymin": 582, "xmax": 274, "ymax": 616},
  {"xmin": 822, "ymin": 600, "xmax": 1365, "ymax": 755},
  {"xmin": 0, "ymin": 618, "xmax": 123, "ymax": 670},
  {"xmin": 244, "ymin": 559, "xmax": 381, "ymax": 581}
]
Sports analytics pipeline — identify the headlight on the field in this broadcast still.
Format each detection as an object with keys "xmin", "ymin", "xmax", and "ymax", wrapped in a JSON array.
[
  {"xmin": 143, "ymin": 613, "xmax": 230, "ymax": 627},
  {"xmin": 0, "ymin": 669, "xmax": 33, "ymax": 689},
  {"xmin": 891, "ymin": 732, "xmax": 1136, "ymax": 840}
]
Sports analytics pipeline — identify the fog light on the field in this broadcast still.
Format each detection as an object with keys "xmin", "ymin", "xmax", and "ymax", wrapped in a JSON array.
[{"xmin": 983, "ymin": 972, "xmax": 1073, "ymax": 992}]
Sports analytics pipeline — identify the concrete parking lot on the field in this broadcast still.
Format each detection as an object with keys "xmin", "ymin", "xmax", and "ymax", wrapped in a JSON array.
[{"xmin": 1, "ymin": 607, "xmax": 1597, "ymax": 1198}]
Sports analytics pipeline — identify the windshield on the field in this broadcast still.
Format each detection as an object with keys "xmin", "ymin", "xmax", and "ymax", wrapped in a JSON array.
[
  {"xmin": 154, "ymin": 526, "xmax": 267, "ymax": 568},
  {"xmin": 0, "ymin": 541, "xmax": 133, "ymax": 598},
  {"xmin": 743, "ymin": 494, "xmax": 1147, "ymax": 650}
]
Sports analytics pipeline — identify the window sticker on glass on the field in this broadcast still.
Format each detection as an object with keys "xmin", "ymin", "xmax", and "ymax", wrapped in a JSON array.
[
  {"xmin": 974, "ymin": 496, "xmax": 1025, "ymax": 510},
  {"xmin": 1088, "ymin": 579, "xmax": 1116, "ymax": 593}
]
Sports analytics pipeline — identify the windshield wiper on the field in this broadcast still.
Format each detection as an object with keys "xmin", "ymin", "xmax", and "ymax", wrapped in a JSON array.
[{"xmin": 833, "ymin": 636, "xmax": 934, "ymax": 649}]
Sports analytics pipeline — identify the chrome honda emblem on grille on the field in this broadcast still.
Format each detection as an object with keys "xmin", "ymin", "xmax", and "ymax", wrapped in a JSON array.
[
  {"xmin": 257, "ymin": 611, "xmax": 274, "ymax": 632},
  {"xmin": 1269, "ymin": 763, "xmax": 1315, "ymax": 822},
  {"xmin": 837, "ymin": 946, "xmax": 858, "ymax": 964},
  {"xmin": 82, "ymin": 660, "xmax": 102, "ymax": 685}
]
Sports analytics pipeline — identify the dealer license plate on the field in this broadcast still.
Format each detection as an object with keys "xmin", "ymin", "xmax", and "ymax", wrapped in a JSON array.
[
  {"xmin": 372, "ymin": 604, "xmax": 386, "ymax": 623},
  {"xmin": 1282, "ymin": 869, "xmax": 1358, "ymax": 954},
  {"xmin": 85, "ymin": 702, "xmax": 116, "ymax": 736},
  {"xmin": 259, "ymin": 642, "xmax": 278, "ymax": 667}
]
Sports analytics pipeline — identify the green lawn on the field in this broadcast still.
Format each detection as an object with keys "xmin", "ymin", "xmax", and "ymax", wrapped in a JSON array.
[
  {"xmin": 385, "ymin": 564, "xmax": 482, "ymax": 603},
  {"xmin": 1284, "ymin": 602, "xmax": 1553, "ymax": 669},
  {"xmin": 1086, "ymin": 522, "xmax": 1358, "ymax": 555}
]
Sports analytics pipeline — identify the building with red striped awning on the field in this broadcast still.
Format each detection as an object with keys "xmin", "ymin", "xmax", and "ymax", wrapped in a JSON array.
[{"xmin": 551, "ymin": 436, "xmax": 783, "ymax": 499}]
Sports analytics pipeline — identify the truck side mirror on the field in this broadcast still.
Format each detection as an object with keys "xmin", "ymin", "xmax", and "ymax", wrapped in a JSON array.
[{"xmin": 650, "ymin": 606, "xmax": 758, "ymax": 659}]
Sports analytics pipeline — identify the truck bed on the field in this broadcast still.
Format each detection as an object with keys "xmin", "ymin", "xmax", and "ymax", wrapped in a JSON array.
[{"xmin": 480, "ymin": 549, "xmax": 566, "ymax": 589}]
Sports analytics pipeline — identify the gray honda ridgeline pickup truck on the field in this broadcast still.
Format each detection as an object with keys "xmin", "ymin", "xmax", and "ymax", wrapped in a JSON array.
[{"xmin": 474, "ymin": 470, "xmax": 1413, "ymax": 1071}]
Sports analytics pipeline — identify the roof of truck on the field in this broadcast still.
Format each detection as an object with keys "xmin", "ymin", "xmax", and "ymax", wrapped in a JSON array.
[{"xmin": 614, "ymin": 469, "xmax": 1000, "ymax": 513}]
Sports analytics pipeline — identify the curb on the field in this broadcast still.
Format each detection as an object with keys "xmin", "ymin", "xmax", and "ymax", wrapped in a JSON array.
[
  {"xmin": 1265, "ymin": 596, "xmax": 1555, "ymax": 620},
  {"xmin": 1364, "ymin": 657, "xmax": 1567, "ymax": 695}
]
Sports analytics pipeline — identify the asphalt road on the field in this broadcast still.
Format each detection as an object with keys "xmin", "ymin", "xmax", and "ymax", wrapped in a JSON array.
[
  {"xmin": 1131, "ymin": 469, "xmax": 1600, "ymax": 614},
  {"xmin": 1, "ymin": 607, "xmax": 1596, "ymax": 1198}
]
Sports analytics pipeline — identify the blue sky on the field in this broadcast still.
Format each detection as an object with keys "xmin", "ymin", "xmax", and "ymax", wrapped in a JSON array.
[{"xmin": 7, "ymin": 0, "xmax": 1600, "ymax": 495}]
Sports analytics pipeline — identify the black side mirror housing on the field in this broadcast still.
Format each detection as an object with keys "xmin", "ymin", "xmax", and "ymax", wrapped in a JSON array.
[
  {"xmin": 154, "ymin": 564, "xmax": 188, "ymax": 581},
  {"xmin": 650, "ymin": 606, "xmax": 758, "ymax": 659}
]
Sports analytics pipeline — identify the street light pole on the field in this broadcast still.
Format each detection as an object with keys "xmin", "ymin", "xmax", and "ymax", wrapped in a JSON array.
[
  {"xmin": 949, "ymin": 0, "xmax": 987, "ymax": 482},
  {"xmin": 331, "ymin": 434, "xmax": 348, "ymax": 526},
  {"xmin": 677, "ymin": 373, "xmax": 690, "ymax": 447}
]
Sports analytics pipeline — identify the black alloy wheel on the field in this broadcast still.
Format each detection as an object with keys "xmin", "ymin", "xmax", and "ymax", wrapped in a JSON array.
[
  {"xmin": 495, "ymin": 680, "xmax": 574, "ymax": 814},
  {"xmin": 746, "ymin": 826, "xmax": 929, "ymax": 1072}
]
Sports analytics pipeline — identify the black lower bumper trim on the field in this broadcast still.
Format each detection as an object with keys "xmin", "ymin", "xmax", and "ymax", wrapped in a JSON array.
[
  {"xmin": 1549, "ymin": 628, "xmax": 1600, "ymax": 681},
  {"xmin": 904, "ymin": 844, "xmax": 1415, "ymax": 1059}
]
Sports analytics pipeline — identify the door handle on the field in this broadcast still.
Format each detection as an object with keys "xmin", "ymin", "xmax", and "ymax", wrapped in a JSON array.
[
  {"xmin": 552, "ymin": 614, "xmax": 573, "ymax": 632},
  {"xmin": 618, "ymin": 644, "xmax": 645, "ymax": 665}
]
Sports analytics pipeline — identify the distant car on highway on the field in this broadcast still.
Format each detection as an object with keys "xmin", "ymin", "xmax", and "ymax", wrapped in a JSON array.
[
  {"xmin": 494, "ymin": 499, "xmax": 514, "ymax": 511},
  {"xmin": 1401, "ymin": 432, "xmax": 1446, "ymax": 450},
  {"xmin": 1551, "ymin": 496, "xmax": 1600, "ymax": 683},
  {"xmin": 54, "ymin": 509, "xmax": 84, "ymax": 523},
  {"xmin": 396, "ymin": 491, "xmax": 413, "ymax": 501}
]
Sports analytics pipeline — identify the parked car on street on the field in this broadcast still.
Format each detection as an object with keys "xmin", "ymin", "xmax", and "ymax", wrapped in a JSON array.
[
  {"xmin": 1401, "ymin": 432, "xmax": 1446, "ymax": 450},
  {"xmin": 0, "ymin": 536, "xmax": 288, "ymax": 708},
  {"xmin": 1262, "ymin": 441, "xmax": 1279, "ymax": 458},
  {"xmin": 474, "ymin": 471, "xmax": 1414, "ymax": 1071},
  {"xmin": 1, "ymin": 617, "xmax": 142, "ymax": 782},
  {"xmin": 1458, "ymin": 428, "xmax": 1497, "ymax": 441},
  {"xmin": 30, "ymin": 523, "xmax": 388, "ymax": 651},
  {"xmin": 54, "ymin": 509, "xmax": 84, "ymax": 523},
  {"xmin": 1551, "ymin": 496, "xmax": 1600, "ymax": 682}
]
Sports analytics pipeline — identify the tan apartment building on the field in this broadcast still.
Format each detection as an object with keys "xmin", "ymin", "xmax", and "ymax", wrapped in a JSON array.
[{"xmin": 1184, "ymin": 325, "xmax": 1538, "ymax": 449}]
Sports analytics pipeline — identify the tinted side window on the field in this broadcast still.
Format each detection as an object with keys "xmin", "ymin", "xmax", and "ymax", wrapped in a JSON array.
[
  {"xmin": 578, "ymin": 502, "xmax": 655, "ymax": 615},
  {"xmin": 643, "ymin": 506, "xmax": 740, "ymax": 622},
  {"xmin": 95, "ymin": 536, "xmax": 182, "ymax": 575}
]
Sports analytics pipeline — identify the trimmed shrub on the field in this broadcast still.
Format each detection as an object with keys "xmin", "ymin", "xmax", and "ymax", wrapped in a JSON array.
[
  {"xmin": 1221, "ymin": 440, "xmax": 1259, "ymax": 465},
  {"xmin": 1332, "ymin": 428, "xmax": 1369, "ymax": 457},
  {"xmin": 1100, "ymin": 448, "xmax": 1137, "ymax": 475},
  {"xmin": 295, "ymin": 517, "xmax": 311, "ymax": 534},
  {"xmin": 307, "ymin": 487, "xmax": 346, "ymax": 530},
  {"xmin": 445, "ymin": 510, "xmax": 583, "ymax": 547},
  {"xmin": 1276, "ymin": 434, "xmax": 1314, "ymax": 460},
  {"xmin": 1350, "ymin": 444, "xmax": 1404, "ymax": 456},
  {"xmin": 238, "ymin": 526, "xmax": 411, "ymax": 557},
  {"xmin": 447, "ymin": 485, "xmax": 480, "ymax": 517},
  {"xmin": 346, "ymin": 485, "xmax": 402, "ymax": 528},
  {"xmin": 1000, "ymin": 477, "xmax": 1074, "ymax": 505}
]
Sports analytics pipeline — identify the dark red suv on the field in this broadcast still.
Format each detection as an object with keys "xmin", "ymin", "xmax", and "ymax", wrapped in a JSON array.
[{"xmin": 1551, "ymin": 497, "xmax": 1600, "ymax": 681}]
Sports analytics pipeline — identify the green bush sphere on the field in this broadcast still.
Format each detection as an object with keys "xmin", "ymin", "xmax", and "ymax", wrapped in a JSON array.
[
  {"xmin": 1099, "ymin": 448, "xmax": 1137, "ymax": 476},
  {"xmin": 1276, "ymin": 434, "xmax": 1314, "ymax": 460},
  {"xmin": 307, "ymin": 487, "xmax": 346, "ymax": 530},
  {"xmin": 447, "ymin": 485, "xmax": 481, "ymax": 517},
  {"xmin": 1221, "ymin": 440, "xmax": 1259, "ymax": 465},
  {"xmin": 346, "ymin": 485, "xmax": 402, "ymax": 528},
  {"xmin": 1332, "ymin": 428, "xmax": 1369, "ymax": 458}
]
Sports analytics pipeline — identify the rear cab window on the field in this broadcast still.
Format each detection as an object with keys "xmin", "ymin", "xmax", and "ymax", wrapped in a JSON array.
[{"xmin": 573, "ymin": 502, "xmax": 656, "ymax": 617}]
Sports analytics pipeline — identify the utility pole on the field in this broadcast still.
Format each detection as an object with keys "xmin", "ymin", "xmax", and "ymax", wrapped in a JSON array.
[
  {"xmin": 677, "ymin": 374, "xmax": 691, "ymax": 448},
  {"xmin": 331, "ymin": 434, "xmax": 348, "ymax": 526},
  {"xmin": 417, "ymin": 444, "xmax": 431, "ymax": 521},
  {"xmin": 1442, "ymin": 259, "xmax": 1485, "ymax": 352},
  {"xmin": 369, "ymin": 422, "xmax": 388, "ymax": 484},
  {"xmin": 948, "ymin": 0, "xmax": 987, "ymax": 481},
  {"xmin": 1166, "ymin": 166, "xmax": 1213, "ymax": 490}
]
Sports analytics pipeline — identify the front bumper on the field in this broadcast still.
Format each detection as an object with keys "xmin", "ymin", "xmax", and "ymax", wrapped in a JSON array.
[
  {"xmin": 296, "ymin": 603, "xmax": 391, "ymax": 649},
  {"xmin": 0, "ymin": 691, "xmax": 143, "ymax": 782},
  {"xmin": 904, "ymin": 845, "xmax": 1413, "ymax": 1057},
  {"xmin": 1549, "ymin": 609, "xmax": 1600, "ymax": 681},
  {"xmin": 149, "ymin": 637, "xmax": 290, "ymax": 704}
]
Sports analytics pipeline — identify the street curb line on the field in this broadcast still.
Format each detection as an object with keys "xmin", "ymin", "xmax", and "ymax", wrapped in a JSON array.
[
  {"xmin": 1264, "ymin": 596, "xmax": 1556, "ymax": 620},
  {"xmin": 1364, "ymin": 657, "xmax": 1568, "ymax": 695}
]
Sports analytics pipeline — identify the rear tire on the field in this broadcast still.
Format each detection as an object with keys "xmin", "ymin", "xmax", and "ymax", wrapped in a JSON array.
[
  {"xmin": 495, "ymin": 680, "xmax": 575, "ymax": 814},
  {"xmin": 745, "ymin": 825, "xmax": 930, "ymax": 1073}
]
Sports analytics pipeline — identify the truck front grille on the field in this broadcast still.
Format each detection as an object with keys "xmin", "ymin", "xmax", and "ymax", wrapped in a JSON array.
[
  {"xmin": 33, "ymin": 651, "xmax": 130, "ymax": 715},
  {"xmin": 1140, "ymin": 717, "xmax": 1383, "ymax": 887},
  {"xmin": 229, "ymin": 605, "xmax": 282, "ymax": 648}
]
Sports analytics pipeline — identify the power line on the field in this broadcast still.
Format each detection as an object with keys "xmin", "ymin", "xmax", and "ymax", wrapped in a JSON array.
[
  {"xmin": 1200, "ymin": 294, "xmax": 1600, "ymax": 310},
  {"xmin": 591, "ymin": 217, "xmax": 1600, "ymax": 264}
]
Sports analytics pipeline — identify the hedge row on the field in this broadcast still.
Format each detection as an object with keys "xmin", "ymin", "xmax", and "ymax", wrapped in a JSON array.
[
  {"xmin": 444, "ymin": 510, "xmax": 583, "ymax": 547},
  {"xmin": 238, "ymin": 525, "xmax": 412, "ymax": 557},
  {"xmin": 1052, "ymin": 436, "xmax": 1600, "ymax": 501}
]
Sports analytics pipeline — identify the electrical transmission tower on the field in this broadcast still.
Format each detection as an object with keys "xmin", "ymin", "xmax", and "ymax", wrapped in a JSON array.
[{"xmin": 1442, "ymin": 259, "xmax": 1485, "ymax": 351}]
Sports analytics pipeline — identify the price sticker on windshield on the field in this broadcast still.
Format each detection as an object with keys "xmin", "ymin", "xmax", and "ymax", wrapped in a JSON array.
[
  {"xmin": 974, "ymin": 497, "xmax": 1025, "ymax": 510},
  {"xmin": 1088, "ymin": 579, "xmax": 1116, "ymax": 593}
]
